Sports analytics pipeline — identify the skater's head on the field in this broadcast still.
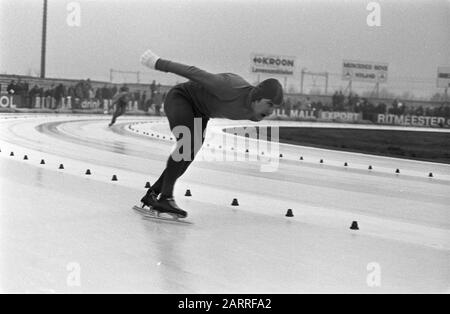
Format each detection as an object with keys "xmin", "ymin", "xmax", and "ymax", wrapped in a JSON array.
[{"xmin": 250, "ymin": 78, "xmax": 283, "ymax": 120}]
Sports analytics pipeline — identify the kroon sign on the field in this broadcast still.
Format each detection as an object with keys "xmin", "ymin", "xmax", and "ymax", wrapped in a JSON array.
[{"xmin": 251, "ymin": 53, "xmax": 296, "ymax": 76}]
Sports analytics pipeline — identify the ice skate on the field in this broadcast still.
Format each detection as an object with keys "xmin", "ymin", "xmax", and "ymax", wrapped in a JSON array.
[
  {"xmin": 152, "ymin": 197, "xmax": 188, "ymax": 219},
  {"xmin": 133, "ymin": 196, "xmax": 191, "ymax": 224},
  {"xmin": 141, "ymin": 189, "xmax": 159, "ymax": 208},
  {"xmin": 133, "ymin": 189, "xmax": 159, "ymax": 215}
]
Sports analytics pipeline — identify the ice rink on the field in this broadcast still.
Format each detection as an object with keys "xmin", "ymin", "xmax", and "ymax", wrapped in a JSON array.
[{"xmin": 0, "ymin": 113, "xmax": 449, "ymax": 293}]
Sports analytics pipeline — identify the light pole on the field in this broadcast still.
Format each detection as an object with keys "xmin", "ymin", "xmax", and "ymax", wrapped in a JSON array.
[
  {"xmin": 300, "ymin": 68, "xmax": 306, "ymax": 94},
  {"xmin": 40, "ymin": 0, "xmax": 48, "ymax": 78}
]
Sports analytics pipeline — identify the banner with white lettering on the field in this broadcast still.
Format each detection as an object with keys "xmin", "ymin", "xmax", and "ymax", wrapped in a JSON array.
[
  {"xmin": 342, "ymin": 60, "xmax": 388, "ymax": 83},
  {"xmin": 377, "ymin": 114, "xmax": 450, "ymax": 127},
  {"xmin": 273, "ymin": 109, "xmax": 362, "ymax": 122},
  {"xmin": 0, "ymin": 95, "xmax": 17, "ymax": 108},
  {"xmin": 251, "ymin": 53, "xmax": 296, "ymax": 75}
]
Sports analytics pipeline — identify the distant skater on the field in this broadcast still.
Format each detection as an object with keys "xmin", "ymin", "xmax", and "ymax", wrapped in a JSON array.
[
  {"xmin": 109, "ymin": 86, "xmax": 130, "ymax": 127},
  {"xmin": 139, "ymin": 49, "xmax": 284, "ymax": 218}
]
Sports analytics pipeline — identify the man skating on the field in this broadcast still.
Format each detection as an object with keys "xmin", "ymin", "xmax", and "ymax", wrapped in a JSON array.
[
  {"xmin": 108, "ymin": 86, "xmax": 131, "ymax": 127},
  {"xmin": 139, "ymin": 49, "xmax": 283, "ymax": 219}
]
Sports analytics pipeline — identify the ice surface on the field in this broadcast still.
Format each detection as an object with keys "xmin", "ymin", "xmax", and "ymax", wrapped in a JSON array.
[{"xmin": 0, "ymin": 114, "xmax": 449, "ymax": 293}]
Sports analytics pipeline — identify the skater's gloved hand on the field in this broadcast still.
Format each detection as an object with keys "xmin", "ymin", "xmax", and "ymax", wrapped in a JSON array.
[{"xmin": 140, "ymin": 49, "xmax": 160, "ymax": 69}]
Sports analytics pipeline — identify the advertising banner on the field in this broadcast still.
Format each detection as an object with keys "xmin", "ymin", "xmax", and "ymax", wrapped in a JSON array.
[
  {"xmin": 251, "ymin": 53, "xmax": 296, "ymax": 76},
  {"xmin": 342, "ymin": 60, "xmax": 388, "ymax": 83}
]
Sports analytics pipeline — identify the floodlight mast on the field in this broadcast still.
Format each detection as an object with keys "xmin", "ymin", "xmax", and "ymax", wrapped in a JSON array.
[{"xmin": 40, "ymin": 0, "xmax": 48, "ymax": 78}]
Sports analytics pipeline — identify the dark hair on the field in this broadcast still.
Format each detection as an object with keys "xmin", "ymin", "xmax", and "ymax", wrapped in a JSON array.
[
  {"xmin": 251, "ymin": 78, "xmax": 283, "ymax": 105},
  {"xmin": 120, "ymin": 86, "xmax": 129, "ymax": 92}
]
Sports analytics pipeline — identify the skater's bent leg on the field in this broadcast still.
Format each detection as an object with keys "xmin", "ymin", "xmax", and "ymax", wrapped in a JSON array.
[
  {"xmin": 159, "ymin": 92, "xmax": 208, "ymax": 198},
  {"xmin": 111, "ymin": 104, "xmax": 125, "ymax": 124},
  {"xmin": 110, "ymin": 108, "xmax": 119, "ymax": 124},
  {"xmin": 152, "ymin": 159, "xmax": 191, "ymax": 196},
  {"xmin": 160, "ymin": 158, "xmax": 187, "ymax": 198},
  {"xmin": 160, "ymin": 118, "xmax": 208, "ymax": 198},
  {"xmin": 148, "ymin": 117, "xmax": 207, "ymax": 195},
  {"xmin": 172, "ymin": 118, "xmax": 209, "ymax": 178},
  {"xmin": 148, "ymin": 169, "xmax": 167, "ymax": 194},
  {"xmin": 160, "ymin": 137, "xmax": 196, "ymax": 198}
]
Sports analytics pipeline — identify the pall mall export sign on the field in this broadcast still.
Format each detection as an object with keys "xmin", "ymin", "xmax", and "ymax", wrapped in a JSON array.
[
  {"xmin": 342, "ymin": 60, "xmax": 388, "ymax": 83},
  {"xmin": 274, "ymin": 109, "xmax": 362, "ymax": 122},
  {"xmin": 251, "ymin": 53, "xmax": 296, "ymax": 75}
]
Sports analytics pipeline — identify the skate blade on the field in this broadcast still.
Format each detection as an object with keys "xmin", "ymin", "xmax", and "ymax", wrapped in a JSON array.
[
  {"xmin": 133, "ymin": 206, "xmax": 191, "ymax": 224},
  {"xmin": 142, "ymin": 214, "xmax": 192, "ymax": 224},
  {"xmin": 133, "ymin": 205, "xmax": 156, "ymax": 216}
]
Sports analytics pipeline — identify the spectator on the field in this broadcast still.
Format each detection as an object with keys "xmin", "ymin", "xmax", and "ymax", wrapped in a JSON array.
[
  {"xmin": 95, "ymin": 87, "xmax": 102, "ymax": 102},
  {"xmin": 444, "ymin": 105, "xmax": 450, "ymax": 118},
  {"xmin": 16, "ymin": 79, "xmax": 24, "ymax": 94},
  {"xmin": 134, "ymin": 90, "xmax": 141, "ymax": 108},
  {"xmin": 101, "ymin": 84, "xmax": 111, "ymax": 100},
  {"xmin": 145, "ymin": 97, "xmax": 153, "ymax": 113},
  {"xmin": 73, "ymin": 81, "xmax": 85, "ymax": 108},
  {"xmin": 111, "ymin": 85, "xmax": 117, "ymax": 96},
  {"xmin": 141, "ymin": 91, "xmax": 147, "ymax": 111},
  {"xmin": 376, "ymin": 102, "xmax": 386, "ymax": 114},
  {"xmin": 29, "ymin": 84, "xmax": 40, "ymax": 107},
  {"xmin": 54, "ymin": 83, "xmax": 65, "ymax": 109},
  {"xmin": 21, "ymin": 79, "xmax": 29, "ymax": 96},
  {"xmin": 305, "ymin": 97, "xmax": 311, "ymax": 109},
  {"xmin": 284, "ymin": 97, "xmax": 292, "ymax": 116},
  {"xmin": 44, "ymin": 84, "xmax": 55, "ymax": 108},
  {"xmin": 13, "ymin": 79, "xmax": 25, "ymax": 106},
  {"xmin": 18, "ymin": 79, "xmax": 29, "ymax": 107},
  {"xmin": 82, "ymin": 80, "xmax": 90, "ymax": 100},
  {"xmin": 337, "ymin": 91, "xmax": 345, "ymax": 111},
  {"xmin": 7, "ymin": 80, "xmax": 17, "ymax": 94},
  {"xmin": 150, "ymin": 80, "xmax": 156, "ymax": 98},
  {"xmin": 351, "ymin": 93, "xmax": 359, "ymax": 112},
  {"xmin": 67, "ymin": 85, "xmax": 75, "ymax": 99},
  {"xmin": 332, "ymin": 91, "xmax": 338, "ymax": 108},
  {"xmin": 415, "ymin": 106, "xmax": 424, "ymax": 116},
  {"xmin": 88, "ymin": 87, "xmax": 95, "ymax": 100},
  {"xmin": 153, "ymin": 89, "xmax": 163, "ymax": 116}
]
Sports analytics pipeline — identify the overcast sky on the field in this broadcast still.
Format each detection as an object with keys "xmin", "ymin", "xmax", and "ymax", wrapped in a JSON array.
[{"xmin": 1, "ymin": 0, "xmax": 449, "ymax": 96}]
